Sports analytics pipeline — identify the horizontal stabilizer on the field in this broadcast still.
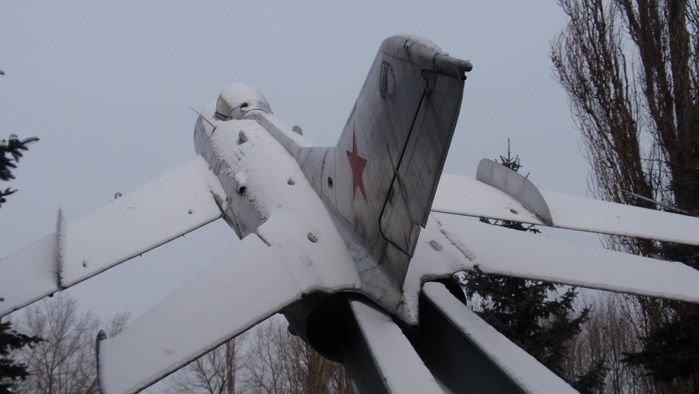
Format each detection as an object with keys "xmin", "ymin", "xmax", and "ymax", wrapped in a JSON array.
[
  {"xmin": 433, "ymin": 170, "xmax": 699, "ymax": 245},
  {"xmin": 421, "ymin": 283, "xmax": 577, "ymax": 393},
  {"xmin": 420, "ymin": 214, "xmax": 699, "ymax": 304},
  {"xmin": 349, "ymin": 301, "xmax": 443, "ymax": 394},
  {"xmin": 0, "ymin": 157, "xmax": 224, "ymax": 317}
]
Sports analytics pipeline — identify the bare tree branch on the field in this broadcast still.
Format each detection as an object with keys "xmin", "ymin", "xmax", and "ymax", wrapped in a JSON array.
[{"xmin": 14, "ymin": 295, "xmax": 128, "ymax": 394}]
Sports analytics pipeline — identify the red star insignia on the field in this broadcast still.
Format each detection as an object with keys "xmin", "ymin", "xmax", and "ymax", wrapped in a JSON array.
[{"xmin": 346, "ymin": 132, "xmax": 368, "ymax": 201}]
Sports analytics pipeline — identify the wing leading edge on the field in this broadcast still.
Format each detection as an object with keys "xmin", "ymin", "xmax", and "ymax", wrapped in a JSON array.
[{"xmin": 0, "ymin": 156, "xmax": 225, "ymax": 317}]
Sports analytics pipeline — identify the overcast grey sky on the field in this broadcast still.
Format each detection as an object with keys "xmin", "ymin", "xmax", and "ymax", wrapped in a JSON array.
[{"xmin": 0, "ymin": 2, "xmax": 590, "ymax": 321}]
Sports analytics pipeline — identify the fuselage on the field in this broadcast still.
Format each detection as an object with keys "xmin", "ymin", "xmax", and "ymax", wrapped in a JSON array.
[
  {"xmin": 192, "ymin": 89, "xmax": 340, "ymax": 248},
  {"xmin": 194, "ymin": 89, "xmax": 416, "ymax": 315},
  {"xmin": 192, "ymin": 56, "xmax": 467, "ymax": 327},
  {"xmin": 192, "ymin": 37, "xmax": 469, "ymax": 326},
  {"xmin": 192, "ymin": 88, "xmax": 371, "ymax": 353}
]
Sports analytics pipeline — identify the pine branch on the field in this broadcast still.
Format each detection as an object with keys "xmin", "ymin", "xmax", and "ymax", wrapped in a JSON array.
[
  {"xmin": 0, "ymin": 135, "xmax": 39, "ymax": 208},
  {"xmin": 0, "ymin": 135, "xmax": 39, "ymax": 182}
]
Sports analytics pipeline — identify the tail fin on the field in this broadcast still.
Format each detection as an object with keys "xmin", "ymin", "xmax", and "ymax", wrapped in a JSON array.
[{"xmin": 329, "ymin": 35, "xmax": 471, "ymax": 283}]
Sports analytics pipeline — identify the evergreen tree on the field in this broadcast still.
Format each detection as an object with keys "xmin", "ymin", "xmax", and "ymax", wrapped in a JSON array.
[
  {"xmin": 0, "ymin": 321, "xmax": 40, "ymax": 393},
  {"xmin": 460, "ymin": 143, "xmax": 606, "ymax": 392},
  {"xmin": 624, "ymin": 312, "xmax": 699, "ymax": 384},
  {"xmin": 0, "ymin": 135, "xmax": 39, "ymax": 207},
  {"xmin": 0, "ymin": 134, "xmax": 41, "ymax": 392}
]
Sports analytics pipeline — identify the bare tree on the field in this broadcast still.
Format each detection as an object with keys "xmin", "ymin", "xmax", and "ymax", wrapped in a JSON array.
[
  {"xmin": 241, "ymin": 318, "xmax": 290, "ymax": 394},
  {"xmin": 566, "ymin": 294, "xmax": 656, "ymax": 393},
  {"xmin": 170, "ymin": 335, "xmax": 245, "ymax": 394},
  {"xmin": 14, "ymin": 295, "xmax": 128, "ymax": 394},
  {"xmin": 275, "ymin": 327, "xmax": 350, "ymax": 394},
  {"xmin": 240, "ymin": 317, "xmax": 350, "ymax": 394},
  {"xmin": 170, "ymin": 317, "xmax": 350, "ymax": 394},
  {"xmin": 552, "ymin": 0, "xmax": 698, "ymax": 391}
]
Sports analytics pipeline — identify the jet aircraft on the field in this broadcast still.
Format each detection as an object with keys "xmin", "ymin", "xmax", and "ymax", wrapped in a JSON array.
[{"xmin": 2, "ymin": 35, "xmax": 699, "ymax": 393}]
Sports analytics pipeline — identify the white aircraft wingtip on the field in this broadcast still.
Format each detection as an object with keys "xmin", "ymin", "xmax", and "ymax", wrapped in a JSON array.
[{"xmin": 0, "ymin": 234, "xmax": 60, "ymax": 317}]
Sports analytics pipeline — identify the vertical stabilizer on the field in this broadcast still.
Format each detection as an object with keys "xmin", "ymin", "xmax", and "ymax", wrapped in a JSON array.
[{"xmin": 323, "ymin": 35, "xmax": 471, "ymax": 296}]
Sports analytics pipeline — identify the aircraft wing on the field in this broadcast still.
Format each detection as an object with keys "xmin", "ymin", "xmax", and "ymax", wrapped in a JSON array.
[
  {"xmin": 420, "ymin": 282, "xmax": 577, "ymax": 393},
  {"xmin": 98, "ymin": 210, "xmax": 359, "ymax": 394},
  {"xmin": 348, "ymin": 301, "xmax": 443, "ymax": 394},
  {"xmin": 0, "ymin": 156, "xmax": 225, "ymax": 317},
  {"xmin": 432, "ymin": 159, "xmax": 699, "ymax": 245},
  {"xmin": 401, "ymin": 213, "xmax": 699, "ymax": 319}
]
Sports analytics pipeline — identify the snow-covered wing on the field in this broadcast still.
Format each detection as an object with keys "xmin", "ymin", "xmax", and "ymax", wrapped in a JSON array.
[
  {"xmin": 60, "ymin": 156, "xmax": 224, "ymax": 286},
  {"xmin": 433, "ymin": 172, "xmax": 699, "ymax": 245},
  {"xmin": 98, "ymin": 235, "xmax": 296, "ymax": 394},
  {"xmin": 0, "ymin": 235, "xmax": 60, "ymax": 316},
  {"xmin": 435, "ymin": 214, "xmax": 699, "ymax": 302},
  {"xmin": 98, "ymin": 211, "xmax": 359, "ymax": 394},
  {"xmin": 433, "ymin": 173, "xmax": 542, "ymax": 224},
  {"xmin": 349, "ymin": 301, "xmax": 443, "ymax": 394},
  {"xmin": 422, "ymin": 283, "xmax": 577, "ymax": 393},
  {"xmin": 405, "ymin": 214, "xmax": 699, "ymax": 308},
  {"xmin": 0, "ymin": 157, "xmax": 224, "ymax": 317},
  {"xmin": 542, "ymin": 190, "xmax": 699, "ymax": 244}
]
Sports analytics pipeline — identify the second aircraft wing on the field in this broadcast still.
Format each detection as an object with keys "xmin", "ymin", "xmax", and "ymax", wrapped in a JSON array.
[
  {"xmin": 97, "ymin": 209, "xmax": 360, "ymax": 394},
  {"xmin": 0, "ymin": 156, "xmax": 225, "ymax": 317},
  {"xmin": 433, "ymin": 160, "xmax": 699, "ymax": 246}
]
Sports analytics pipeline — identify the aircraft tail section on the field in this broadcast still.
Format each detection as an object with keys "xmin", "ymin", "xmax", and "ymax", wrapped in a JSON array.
[{"xmin": 328, "ymin": 35, "xmax": 471, "ymax": 285}]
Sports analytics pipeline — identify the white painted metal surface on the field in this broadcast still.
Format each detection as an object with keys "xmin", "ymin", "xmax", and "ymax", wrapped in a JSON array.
[
  {"xmin": 100, "ymin": 210, "xmax": 359, "ymax": 394},
  {"xmin": 429, "ymin": 213, "xmax": 699, "ymax": 303},
  {"xmin": 0, "ymin": 234, "xmax": 59, "ymax": 316},
  {"xmin": 433, "ymin": 173, "xmax": 543, "ymax": 225},
  {"xmin": 422, "ymin": 283, "xmax": 577, "ymax": 393},
  {"xmin": 433, "ymin": 172, "xmax": 699, "ymax": 246},
  {"xmin": 350, "ymin": 301, "xmax": 444, "ymax": 394},
  {"xmin": 0, "ymin": 157, "xmax": 225, "ymax": 317},
  {"xmin": 99, "ymin": 234, "xmax": 299, "ymax": 394},
  {"xmin": 61, "ymin": 157, "xmax": 225, "ymax": 287},
  {"xmin": 476, "ymin": 158, "xmax": 552, "ymax": 224}
]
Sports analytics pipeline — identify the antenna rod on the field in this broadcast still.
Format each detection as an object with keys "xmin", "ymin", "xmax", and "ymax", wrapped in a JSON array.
[
  {"xmin": 189, "ymin": 106, "xmax": 217, "ymax": 130},
  {"xmin": 621, "ymin": 190, "xmax": 691, "ymax": 215}
]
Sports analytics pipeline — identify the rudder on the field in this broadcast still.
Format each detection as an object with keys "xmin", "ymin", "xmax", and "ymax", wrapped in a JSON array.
[{"xmin": 328, "ymin": 35, "xmax": 471, "ymax": 285}]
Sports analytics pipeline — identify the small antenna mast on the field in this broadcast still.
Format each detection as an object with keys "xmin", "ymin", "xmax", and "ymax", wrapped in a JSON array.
[
  {"xmin": 621, "ymin": 190, "xmax": 691, "ymax": 215},
  {"xmin": 189, "ymin": 106, "xmax": 217, "ymax": 132}
]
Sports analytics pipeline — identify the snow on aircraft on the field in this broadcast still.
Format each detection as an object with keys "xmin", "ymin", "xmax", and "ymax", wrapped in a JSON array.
[{"xmin": 2, "ymin": 35, "xmax": 699, "ymax": 393}]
